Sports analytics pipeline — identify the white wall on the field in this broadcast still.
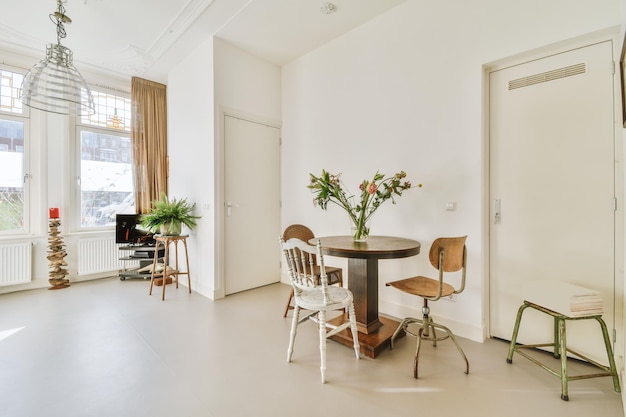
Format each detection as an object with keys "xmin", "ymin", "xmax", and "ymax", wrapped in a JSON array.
[
  {"xmin": 168, "ymin": 38, "xmax": 215, "ymax": 299},
  {"xmin": 213, "ymin": 38, "xmax": 282, "ymax": 122},
  {"xmin": 281, "ymin": 0, "xmax": 622, "ymax": 341},
  {"xmin": 167, "ymin": 37, "xmax": 281, "ymax": 299}
]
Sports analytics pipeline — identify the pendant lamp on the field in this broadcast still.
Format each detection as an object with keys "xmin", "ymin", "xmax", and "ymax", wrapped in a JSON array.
[{"xmin": 20, "ymin": 0, "xmax": 95, "ymax": 116}]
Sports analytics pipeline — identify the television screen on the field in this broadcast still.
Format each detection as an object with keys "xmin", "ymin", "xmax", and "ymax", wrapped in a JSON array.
[{"xmin": 115, "ymin": 214, "xmax": 154, "ymax": 245}]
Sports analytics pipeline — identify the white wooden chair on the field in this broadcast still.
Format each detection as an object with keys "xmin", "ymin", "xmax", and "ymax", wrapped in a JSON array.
[
  {"xmin": 281, "ymin": 224, "xmax": 343, "ymax": 317},
  {"xmin": 280, "ymin": 237, "xmax": 360, "ymax": 383}
]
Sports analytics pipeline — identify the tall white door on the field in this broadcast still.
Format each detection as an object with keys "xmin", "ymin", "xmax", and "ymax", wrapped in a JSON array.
[
  {"xmin": 489, "ymin": 41, "xmax": 616, "ymax": 361},
  {"xmin": 224, "ymin": 115, "xmax": 281, "ymax": 295}
]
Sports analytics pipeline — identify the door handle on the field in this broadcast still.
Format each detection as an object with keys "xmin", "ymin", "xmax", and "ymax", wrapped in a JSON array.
[
  {"xmin": 494, "ymin": 199, "xmax": 501, "ymax": 224},
  {"xmin": 226, "ymin": 201, "xmax": 240, "ymax": 217}
]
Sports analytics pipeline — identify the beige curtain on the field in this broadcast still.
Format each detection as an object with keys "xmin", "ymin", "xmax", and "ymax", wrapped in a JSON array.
[{"xmin": 131, "ymin": 77, "xmax": 168, "ymax": 214}]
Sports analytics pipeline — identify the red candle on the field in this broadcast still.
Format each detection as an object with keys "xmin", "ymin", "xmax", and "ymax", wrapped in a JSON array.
[{"xmin": 49, "ymin": 208, "xmax": 60, "ymax": 219}]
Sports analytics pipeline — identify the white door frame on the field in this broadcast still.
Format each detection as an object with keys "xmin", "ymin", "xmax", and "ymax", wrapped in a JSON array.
[
  {"xmin": 482, "ymin": 27, "xmax": 624, "ymax": 345},
  {"xmin": 214, "ymin": 106, "xmax": 282, "ymax": 299}
]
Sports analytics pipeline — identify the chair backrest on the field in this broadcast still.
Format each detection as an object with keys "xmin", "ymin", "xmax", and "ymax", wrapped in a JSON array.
[
  {"xmin": 428, "ymin": 236, "xmax": 468, "ymax": 295},
  {"xmin": 282, "ymin": 224, "xmax": 315, "ymax": 242},
  {"xmin": 283, "ymin": 224, "xmax": 317, "ymax": 263},
  {"xmin": 280, "ymin": 237, "xmax": 330, "ymax": 304}
]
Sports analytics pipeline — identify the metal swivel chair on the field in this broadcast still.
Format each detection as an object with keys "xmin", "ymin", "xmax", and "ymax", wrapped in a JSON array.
[
  {"xmin": 281, "ymin": 224, "xmax": 343, "ymax": 317},
  {"xmin": 386, "ymin": 236, "xmax": 469, "ymax": 378},
  {"xmin": 280, "ymin": 237, "xmax": 360, "ymax": 383}
]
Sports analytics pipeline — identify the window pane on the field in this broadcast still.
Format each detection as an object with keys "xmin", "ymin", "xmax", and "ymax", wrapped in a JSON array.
[
  {"xmin": 0, "ymin": 118, "xmax": 25, "ymax": 232},
  {"xmin": 0, "ymin": 70, "xmax": 24, "ymax": 114},
  {"xmin": 80, "ymin": 91, "xmax": 131, "ymax": 132},
  {"xmin": 80, "ymin": 130, "xmax": 134, "ymax": 227}
]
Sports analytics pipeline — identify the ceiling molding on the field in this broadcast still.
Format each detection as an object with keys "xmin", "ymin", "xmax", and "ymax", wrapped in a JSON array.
[
  {"xmin": 0, "ymin": 22, "xmax": 45, "ymax": 55},
  {"xmin": 148, "ymin": 0, "xmax": 216, "ymax": 59}
]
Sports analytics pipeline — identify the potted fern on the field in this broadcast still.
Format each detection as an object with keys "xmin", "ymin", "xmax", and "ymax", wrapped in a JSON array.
[{"xmin": 140, "ymin": 192, "xmax": 200, "ymax": 235}]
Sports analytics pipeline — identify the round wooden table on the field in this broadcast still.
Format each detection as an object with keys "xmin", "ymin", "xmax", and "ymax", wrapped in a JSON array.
[{"xmin": 312, "ymin": 235, "xmax": 421, "ymax": 358}]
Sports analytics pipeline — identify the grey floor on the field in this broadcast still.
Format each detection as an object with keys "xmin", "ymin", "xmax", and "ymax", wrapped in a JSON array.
[{"xmin": 0, "ymin": 277, "xmax": 623, "ymax": 417}]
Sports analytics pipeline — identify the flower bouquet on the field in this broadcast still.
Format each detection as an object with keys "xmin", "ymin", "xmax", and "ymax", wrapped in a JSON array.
[{"xmin": 308, "ymin": 170, "xmax": 418, "ymax": 241}]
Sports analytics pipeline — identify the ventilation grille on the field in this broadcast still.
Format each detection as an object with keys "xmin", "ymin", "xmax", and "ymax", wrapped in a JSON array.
[{"xmin": 509, "ymin": 63, "xmax": 586, "ymax": 90}]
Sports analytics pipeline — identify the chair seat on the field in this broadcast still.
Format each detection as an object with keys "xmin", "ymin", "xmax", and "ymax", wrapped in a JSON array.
[
  {"xmin": 387, "ymin": 276, "xmax": 455, "ymax": 299},
  {"xmin": 296, "ymin": 286, "xmax": 353, "ymax": 311}
]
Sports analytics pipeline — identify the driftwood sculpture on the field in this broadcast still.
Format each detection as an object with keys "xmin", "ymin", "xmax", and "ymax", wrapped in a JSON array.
[{"xmin": 47, "ymin": 218, "xmax": 70, "ymax": 290}]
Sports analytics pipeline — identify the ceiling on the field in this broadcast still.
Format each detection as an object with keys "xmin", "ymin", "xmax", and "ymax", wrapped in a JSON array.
[{"xmin": 0, "ymin": 0, "xmax": 407, "ymax": 83}]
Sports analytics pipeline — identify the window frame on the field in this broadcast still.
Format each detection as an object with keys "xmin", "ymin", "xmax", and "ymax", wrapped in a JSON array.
[
  {"xmin": 0, "ymin": 65, "xmax": 31, "ymax": 237},
  {"xmin": 71, "ymin": 87, "xmax": 133, "ymax": 232}
]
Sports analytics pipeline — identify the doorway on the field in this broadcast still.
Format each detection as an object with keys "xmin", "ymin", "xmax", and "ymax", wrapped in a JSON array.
[
  {"xmin": 488, "ymin": 40, "xmax": 618, "ymax": 362},
  {"xmin": 223, "ymin": 115, "xmax": 281, "ymax": 295}
]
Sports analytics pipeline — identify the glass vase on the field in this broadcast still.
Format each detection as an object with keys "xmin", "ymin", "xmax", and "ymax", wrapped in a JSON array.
[{"xmin": 351, "ymin": 219, "xmax": 370, "ymax": 242}]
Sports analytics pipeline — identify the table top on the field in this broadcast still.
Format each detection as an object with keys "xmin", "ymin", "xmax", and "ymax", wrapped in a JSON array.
[{"xmin": 312, "ymin": 235, "xmax": 421, "ymax": 260}]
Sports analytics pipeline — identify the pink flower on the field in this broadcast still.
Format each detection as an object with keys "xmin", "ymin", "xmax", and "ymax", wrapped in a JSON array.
[{"xmin": 367, "ymin": 183, "xmax": 377, "ymax": 194}]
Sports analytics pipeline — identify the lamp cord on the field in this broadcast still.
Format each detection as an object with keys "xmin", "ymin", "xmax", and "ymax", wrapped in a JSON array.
[{"xmin": 48, "ymin": 0, "xmax": 70, "ymax": 45}]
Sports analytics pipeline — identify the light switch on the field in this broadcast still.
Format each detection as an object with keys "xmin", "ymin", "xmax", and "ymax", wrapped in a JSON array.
[{"xmin": 445, "ymin": 201, "xmax": 456, "ymax": 211}]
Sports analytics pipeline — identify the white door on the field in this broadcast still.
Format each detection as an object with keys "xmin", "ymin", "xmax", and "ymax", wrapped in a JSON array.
[
  {"xmin": 489, "ymin": 41, "xmax": 616, "ymax": 361},
  {"xmin": 224, "ymin": 115, "xmax": 281, "ymax": 295}
]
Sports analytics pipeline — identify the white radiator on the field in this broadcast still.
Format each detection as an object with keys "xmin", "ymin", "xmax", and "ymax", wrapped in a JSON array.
[
  {"xmin": 0, "ymin": 243, "xmax": 32, "ymax": 286},
  {"xmin": 78, "ymin": 238, "xmax": 128, "ymax": 275}
]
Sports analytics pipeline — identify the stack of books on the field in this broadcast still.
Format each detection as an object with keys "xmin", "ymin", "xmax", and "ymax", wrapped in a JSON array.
[{"xmin": 523, "ymin": 281, "xmax": 603, "ymax": 317}]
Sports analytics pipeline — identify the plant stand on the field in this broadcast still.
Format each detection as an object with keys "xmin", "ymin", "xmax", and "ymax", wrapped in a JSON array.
[{"xmin": 47, "ymin": 218, "xmax": 70, "ymax": 290}]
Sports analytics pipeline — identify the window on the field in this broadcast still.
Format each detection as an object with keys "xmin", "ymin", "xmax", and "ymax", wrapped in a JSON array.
[
  {"xmin": 76, "ymin": 89, "xmax": 134, "ymax": 228},
  {"xmin": 0, "ymin": 68, "xmax": 28, "ymax": 234}
]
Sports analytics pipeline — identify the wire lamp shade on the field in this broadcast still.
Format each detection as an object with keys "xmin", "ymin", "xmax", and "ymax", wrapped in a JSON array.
[
  {"xmin": 20, "ymin": 0, "xmax": 95, "ymax": 116},
  {"xmin": 21, "ymin": 44, "xmax": 95, "ymax": 115}
]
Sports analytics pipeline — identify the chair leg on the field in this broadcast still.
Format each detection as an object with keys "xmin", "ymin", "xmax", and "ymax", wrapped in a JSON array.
[
  {"xmin": 413, "ymin": 316, "xmax": 469, "ymax": 379},
  {"xmin": 431, "ymin": 321, "xmax": 470, "ymax": 375},
  {"xmin": 427, "ymin": 321, "xmax": 438, "ymax": 347},
  {"xmin": 287, "ymin": 305, "xmax": 300, "ymax": 362},
  {"xmin": 507, "ymin": 303, "xmax": 529, "ymax": 364},
  {"xmin": 390, "ymin": 322, "xmax": 403, "ymax": 350},
  {"xmin": 414, "ymin": 316, "xmax": 432, "ymax": 378},
  {"xmin": 595, "ymin": 316, "xmax": 622, "ymax": 394},
  {"xmin": 415, "ymin": 326, "xmax": 425, "ymax": 378},
  {"xmin": 348, "ymin": 302, "xmax": 361, "ymax": 359},
  {"xmin": 318, "ymin": 310, "xmax": 327, "ymax": 383},
  {"xmin": 390, "ymin": 317, "xmax": 422, "ymax": 350},
  {"xmin": 558, "ymin": 318, "xmax": 569, "ymax": 401},
  {"xmin": 283, "ymin": 288, "xmax": 294, "ymax": 317}
]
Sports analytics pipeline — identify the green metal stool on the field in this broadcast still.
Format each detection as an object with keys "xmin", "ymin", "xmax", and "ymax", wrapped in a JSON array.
[{"xmin": 506, "ymin": 300, "xmax": 620, "ymax": 401}]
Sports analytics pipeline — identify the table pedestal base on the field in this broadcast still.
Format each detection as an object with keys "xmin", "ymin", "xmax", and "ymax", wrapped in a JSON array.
[{"xmin": 328, "ymin": 314, "xmax": 404, "ymax": 359}]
